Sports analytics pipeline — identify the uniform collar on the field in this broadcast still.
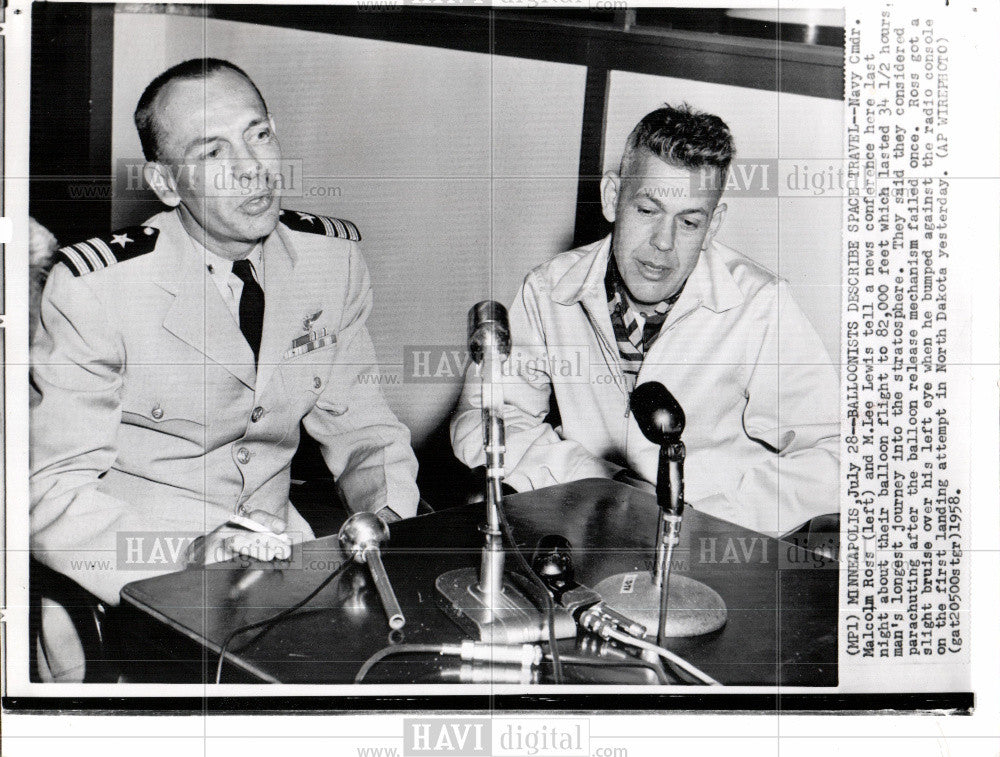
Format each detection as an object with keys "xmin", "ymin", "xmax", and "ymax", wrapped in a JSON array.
[
  {"xmin": 190, "ymin": 237, "xmax": 263, "ymax": 283},
  {"xmin": 143, "ymin": 208, "xmax": 301, "ymax": 393},
  {"xmin": 145, "ymin": 209, "xmax": 290, "ymax": 293}
]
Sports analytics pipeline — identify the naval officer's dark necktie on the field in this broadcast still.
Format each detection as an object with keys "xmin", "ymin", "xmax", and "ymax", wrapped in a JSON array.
[{"xmin": 232, "ymin": 258, "xmax": 265, "ymax": 364}]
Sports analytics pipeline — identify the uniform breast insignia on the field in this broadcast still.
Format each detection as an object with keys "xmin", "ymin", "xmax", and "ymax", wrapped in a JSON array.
[
  {"xmin": 55, "ymin": 225, "xmax": 160, "ymax": 277},
  {"xmin": 278, "ymin": 209, "xmax": 361, "ymax": 241},
  {"xmin": 302, "ymin": 309, "xmax": 323, "ymax": 332},
  {"xmin": 284, "ymin": 306, "xmax": 336, "ymax": 360}
]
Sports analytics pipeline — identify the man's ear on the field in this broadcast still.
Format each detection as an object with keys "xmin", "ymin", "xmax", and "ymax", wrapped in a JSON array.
[
  {"xmin": 143, "ymin": 162, "xmax": 181, "ymax": 207},
  {"xmin": 600, "ymin": 171, "xmax": 620, "ymax": 223},
  {"xmin": 703, "ymin": 202, "xmax": 727, "ymax": 249}
]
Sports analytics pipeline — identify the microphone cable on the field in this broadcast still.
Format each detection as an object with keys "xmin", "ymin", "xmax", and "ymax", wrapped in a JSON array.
[
  {"xmin": 355, "ymin": 643, "xmax": 456, "ymax": 683},
  {"xmin": 354, "ymin": 642, "xmax": 667, "ymax": 684},
  {"xmin": 603, "ymin": 626, "xmax": 720, "ymax": 685},
  {"xmin": 214, "ymin": 558, "xmax": 351, "ymax": 684},
  {"xmin": 493, "ymin": 495, "xmax": 564, "ymax": 684}
]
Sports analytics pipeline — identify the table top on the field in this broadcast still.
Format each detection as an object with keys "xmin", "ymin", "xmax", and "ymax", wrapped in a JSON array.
[{"xmin": 120, "ymin": 479, "xmax": 837, "ymax": 686}]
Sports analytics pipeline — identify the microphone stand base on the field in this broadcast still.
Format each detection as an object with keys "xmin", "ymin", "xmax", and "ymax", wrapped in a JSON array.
[
  {"xmin": 593, "ymin": 572, "xmax": 727, "ymax": 638},
  {"xmin": 436, "ymin": 568, "xmax": 576, "ymax": 644}
]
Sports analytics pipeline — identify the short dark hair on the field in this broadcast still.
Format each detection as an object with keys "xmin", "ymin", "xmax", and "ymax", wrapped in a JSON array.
[
  {"xmin": 134, "ymin": 58, "xmax": 267, "ymax": 161},
  {"xmin": 620, "ymin": 103, "xmax": 735, "ymax": 179}
]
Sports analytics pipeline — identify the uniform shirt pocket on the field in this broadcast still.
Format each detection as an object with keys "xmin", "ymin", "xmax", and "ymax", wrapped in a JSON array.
[
  {"xmin": 281, "ymin": 344, "xmax": 338, "ymax": 396},
  {"xmin": 120, "ymin": 365, "xmax": 209, "ymax": 437},
  {"xmin": 314, "ymin": 397, "xmax": 349, "ymax": 416}
]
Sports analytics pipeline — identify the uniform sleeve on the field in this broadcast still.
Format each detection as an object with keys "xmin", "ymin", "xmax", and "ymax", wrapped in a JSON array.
[
  {"xmin": 301, "ymin": 243, "xmax": 420, "ymax": 519},
  {"xmin": 30, "ymin": 265, "xmax": 137, "ymax": 605},
  {"xmin": 450, "ymin": 274, "xmax": 622, "ymax": 491},
  {"xmin": 690, "ymin": 280, "xmax": 840, "ymax": 535}
]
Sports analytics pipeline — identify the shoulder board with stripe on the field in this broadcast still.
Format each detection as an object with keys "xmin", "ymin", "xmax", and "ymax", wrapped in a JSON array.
[
  {"xmin": 56, "ymin": 226, "xmax": 160, "ymax": 277},
  {"xmin": 279, "ymin": 209, "xmax": 361, "ymax": 241}
]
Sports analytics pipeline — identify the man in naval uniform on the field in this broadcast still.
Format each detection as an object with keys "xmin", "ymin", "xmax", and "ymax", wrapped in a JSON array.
[{"xmin": 30, "ymin": 58, "xmax": 419, "ymax": 681}]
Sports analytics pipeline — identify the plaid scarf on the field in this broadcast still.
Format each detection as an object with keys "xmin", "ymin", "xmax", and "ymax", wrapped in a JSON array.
[{"xmin": 605, "ymin": 257, "xmax": 683, "ymax": 391}]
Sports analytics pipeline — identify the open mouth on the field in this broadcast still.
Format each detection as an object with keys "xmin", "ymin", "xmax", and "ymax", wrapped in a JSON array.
[
  {"xmin": 240, "ymin": 192, "xmax": 274, "ymax": 215},
  {"xmin": 637, "ymin": 261, "xmax": 671, "ymax": 280}
]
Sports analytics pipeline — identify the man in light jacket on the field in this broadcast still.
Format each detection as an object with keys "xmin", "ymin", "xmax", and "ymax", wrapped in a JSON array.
[{"xmin": 451, "ymin": 104, "xmax": 839, "ymax": 536}]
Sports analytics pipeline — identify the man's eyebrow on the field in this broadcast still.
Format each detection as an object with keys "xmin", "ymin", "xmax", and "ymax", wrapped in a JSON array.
[
  {"xmin": 636, "ymin": 190, "xmax": 708, "ymax": 215},
  {"xmin": 183, "ymin": 134, "xmax": 223, "ymax": 154},
  {"xmin": 244, "ymin": 117, "xmax": 269, "ymax": 132},
  {"xmin": 183, "ymin": 118, "xmax": 270, "ymax": 154}
]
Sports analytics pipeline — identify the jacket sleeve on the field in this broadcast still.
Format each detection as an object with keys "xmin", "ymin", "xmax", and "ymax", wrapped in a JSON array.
[
  {"xmin": 690, "ymin": 280, "xmax": 840, "ymax": 536},
  {"xmin": 30, "ymin": 265, "xmax": 152, "ymax": 605},
  {"xmin": 450, "ymin": 274, "xmax": 622, "ymax": 491},
  {"xmin": 301, "ymin": 243, "xmax": 420, "ymax": 519}
]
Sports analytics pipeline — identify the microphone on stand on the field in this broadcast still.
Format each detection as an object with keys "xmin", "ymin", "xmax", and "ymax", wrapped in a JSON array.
[
  {"xmin": 468, "ymin": 301, "xmax": 511, "ymax": 367},
  {"xmin": 530, "ymin": 534, "xmax": 724, "ymax": 685},
  {"xmin": 468, "ymin": 301, "xmax": 510, "ymax": 586},
  {"xmin": 629, "ymin": 381, "xmax": 685, "ymax": 517},
  {"xmin": 594, "ymin": 382, "xmax": 727, "ymax": 641},
  {"xmin": 436, "ymin": 302, "xmax": 576, "ymax": 644},
  {"xmin": 338, "ymin": 512, "xmax": 406, "ymax": 630}
]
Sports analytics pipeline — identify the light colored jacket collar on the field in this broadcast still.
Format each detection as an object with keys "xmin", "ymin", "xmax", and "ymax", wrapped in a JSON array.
[
  {"xmin": 147, "ymin": 209, "xmax": 295, "ymax": 293},
  {"xmin": 550, "ymin": 234, "xmax": 745, "ymax": 316},
  {"xmin": 144, "ymin": 209, "xmax": 298, "ymax": 392}
]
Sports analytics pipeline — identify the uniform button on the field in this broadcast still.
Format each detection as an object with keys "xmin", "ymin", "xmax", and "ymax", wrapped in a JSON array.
[
  {"xmin": 237, "ymin": 504, "xmax": 249, "ymax": 515},
  {"xmin": 313, "ymin": 376, "xmax": 322, "ymax": 389},
  {"xmin": 236, "ymin": 447, "xmax": 251, "ymax": 465},
  {"xmin": 251, "ymin": 406, "xmax": 264, "ymax": 423},
  {"xmin": 151, "ymin": 406, "xmax": 164, "ymax": 420}
]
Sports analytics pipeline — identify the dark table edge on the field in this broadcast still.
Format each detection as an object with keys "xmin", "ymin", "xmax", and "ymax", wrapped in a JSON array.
[
  {"xmin": 116, "ymin": 479, "xmax": 839, "ymax": 686},
  {"xmin": 117, "ymin": 591, "xmax": 280, "ymax": 684}
]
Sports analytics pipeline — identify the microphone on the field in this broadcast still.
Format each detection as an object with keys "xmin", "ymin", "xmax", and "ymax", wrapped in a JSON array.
[
  {"xmin": 531, "ymin": 534, "xmax": 575, "ymax": 591},
  {"xmin": 630, "ymin": 382, "xmax": 685, "ymax": 518},
  {"xmin": 594, "ymin": 382, "xmax": 727, "ymax": 642},
  {"xmin": 631, "ymin": 382, "xmax": 686, "ymax": 643},
  {"xmin": 436, "ymin": 303, "xmax": 572, "ymax": 644},
  {"xmin": 468, "ymin": 301, "xmax": 511, "ymax": 365},
  {"xmin": 338, "ymin": 512, "xmax": 405, "ymax": 630},
  {"xmin": 630, "ymin": 381, "xmax": 685, "ymax": 443},
  {"xmin": 530, "ymin": 535, "xmax": 646, "ymax": 638}
]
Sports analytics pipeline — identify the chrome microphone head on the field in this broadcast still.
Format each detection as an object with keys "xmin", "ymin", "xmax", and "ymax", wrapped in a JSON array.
[
  {"xmin": 630, "ymin": 381, "xmax": 685, "ymax": 444},
  {"xmin": 338, "ymin": 511, "xmax": 390, "ymax": 563},
  {"xmin": 468, "ymin": 301, "xmax": 511, "ymax": 365}
]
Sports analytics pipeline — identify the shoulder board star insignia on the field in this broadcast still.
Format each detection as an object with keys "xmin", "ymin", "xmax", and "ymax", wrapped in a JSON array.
[
  {"xmin": 279, "ymin": 208, "xmax": 361, "ymax": 241},
  {"xmin": 56, "ymin": 225, "xmax": 159, "ymax": 277}
]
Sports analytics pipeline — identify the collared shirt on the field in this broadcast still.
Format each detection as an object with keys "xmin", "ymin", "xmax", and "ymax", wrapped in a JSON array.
[
  {"xmin": 604, "ymin": 255, "xmax": 683, "ymax": 390},
  {"xmin": 189, "ymin": 238, "xmax": 264, "ymax": 323}
]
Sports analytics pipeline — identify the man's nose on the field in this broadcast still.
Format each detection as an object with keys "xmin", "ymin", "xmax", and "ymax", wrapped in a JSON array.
[
  {"xmin": 650, "ymin": 220, "xmax": 674, "ymax": 253},
  {"xmin": 231, "ymin": 142, "xmax": 264, "ymax": 179}
]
